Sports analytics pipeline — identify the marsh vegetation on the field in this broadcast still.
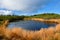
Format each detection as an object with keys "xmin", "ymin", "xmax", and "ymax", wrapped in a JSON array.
[
  {"xmin": 0, "ymin": 21, "xmax": 60, "ymax": 40},
  {"xmin": 0, "ymin": 13, "xmax": 60, "ymax": 40}
]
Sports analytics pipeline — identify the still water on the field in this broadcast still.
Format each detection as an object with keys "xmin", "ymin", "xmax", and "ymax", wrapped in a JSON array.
[{"xmin": 8, "ymin": 20, "xmax": 56, "ymax": 31}]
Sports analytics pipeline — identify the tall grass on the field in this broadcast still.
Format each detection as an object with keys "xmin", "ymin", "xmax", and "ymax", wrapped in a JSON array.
[
  {"xmin": 0, "ymin": 19, "xmax": 60, "ymax": 40},
  {"xmin": 0, "ymin": 23, "xmax": 60, "ymax": 40}
]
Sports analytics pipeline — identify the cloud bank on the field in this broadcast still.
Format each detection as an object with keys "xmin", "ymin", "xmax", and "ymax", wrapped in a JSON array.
[
  {"xmin": 0, "ymin": 10, "xmax": 13, "ymax": 15},
  {"xmin": 0, "ymin": 0, "xmax": 51, "ymax": 12}
]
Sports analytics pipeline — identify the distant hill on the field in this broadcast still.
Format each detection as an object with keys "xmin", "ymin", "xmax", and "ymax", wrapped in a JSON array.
[{"xmin": 30, "ymin": 13, "xmax": 60, "ymax": 19}]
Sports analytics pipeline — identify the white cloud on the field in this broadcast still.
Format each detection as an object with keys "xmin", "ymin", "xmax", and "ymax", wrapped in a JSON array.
[
  {"xmin": 0, "ymin": 0, "xmax": 51, "ymax": 12},
  {"xmin": 0, "ymin": 10, "xmax": 13, "ymax": 15}
]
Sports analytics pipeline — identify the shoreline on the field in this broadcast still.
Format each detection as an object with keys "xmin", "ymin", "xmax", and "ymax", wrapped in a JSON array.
[
  {"xmin": 31, "ymin": 18, "xmax": 60, "ymax": 24},
  {"xmin": 1, "ymin": 18, "xmax": 60, "ymax": 27},
  {"xmin": 24, "ymin": 18, "xmax": 60, "ymax": 24}
]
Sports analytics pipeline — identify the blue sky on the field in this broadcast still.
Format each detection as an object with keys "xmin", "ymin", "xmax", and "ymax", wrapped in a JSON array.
[{"xmin": 0, "ymin": 0, "xmax": 60, "ymax": 15}]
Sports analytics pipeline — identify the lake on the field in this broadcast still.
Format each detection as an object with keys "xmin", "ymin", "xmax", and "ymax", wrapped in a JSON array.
[{"xmin": 8, "ymin": 20, "xmax": 57, "ymax": 31}]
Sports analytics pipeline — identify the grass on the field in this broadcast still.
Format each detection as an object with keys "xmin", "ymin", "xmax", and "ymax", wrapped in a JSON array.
[
  {"xmin": 0, "ymin": 20, "xmax": 60, "ymax": 40},
  {"xmin": 0, "ymin": 24, "xmax": 60, "ymax": 40},
  {"xmin": 29, "ymin": 13, "xmax": 60, "ymax": 19},
  {"xmin": 0, "ymin": 13, "xmax": 60, "ymax": 21},
  {"xmin": 0, "ymin": 13, "xmax": 60, "ymax": 40}
]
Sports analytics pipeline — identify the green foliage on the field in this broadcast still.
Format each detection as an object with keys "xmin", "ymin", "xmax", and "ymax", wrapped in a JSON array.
[
  {"xmin": 0, "ymin": 13, "xmax": 60, "ymax": 22},
  {"xmin": 30, "ymin": 13, "xmax": 60, "ymax": 19},
  {"xmin": 0, "ymin": 15, "xmax": 25, "ymax": 22}
]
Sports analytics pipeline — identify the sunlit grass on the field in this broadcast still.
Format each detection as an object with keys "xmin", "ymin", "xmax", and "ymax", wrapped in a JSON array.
[{"xmin": 0, "ymin": 20, "xmax": 60, "ymax": 40}]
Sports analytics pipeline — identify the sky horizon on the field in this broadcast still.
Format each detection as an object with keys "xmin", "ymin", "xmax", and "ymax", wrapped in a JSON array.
[{"xmin": 0, "ymin": 0, "xmax": 60, "ymax": 15}]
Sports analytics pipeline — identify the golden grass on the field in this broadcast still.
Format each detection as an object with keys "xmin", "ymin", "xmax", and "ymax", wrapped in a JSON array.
[{"xmin": 0, "ymin": 20, "xmax": 60, "ymax": 40}]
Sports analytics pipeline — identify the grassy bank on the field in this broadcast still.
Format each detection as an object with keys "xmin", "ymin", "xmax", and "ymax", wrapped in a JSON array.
[
  {"xmin": 0, "ymin": 23, "xmax": 60, "ymax": 40},
  {"xmin": 0, "ymin": 19, "xmax": 60, "ymax": 40}
]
